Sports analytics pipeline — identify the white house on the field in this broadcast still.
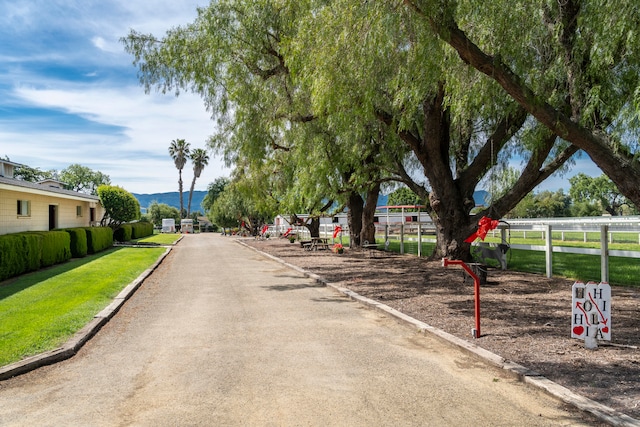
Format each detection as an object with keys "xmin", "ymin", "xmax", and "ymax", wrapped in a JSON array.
[{"xmin": 0, "ymin": 160, "xmax": 104, "ymax": 235}]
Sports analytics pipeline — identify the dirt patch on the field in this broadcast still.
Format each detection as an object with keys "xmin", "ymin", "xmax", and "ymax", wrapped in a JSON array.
[{"xmin": 245, "ymin": 238, "xmax": 640, "ymax": 420}]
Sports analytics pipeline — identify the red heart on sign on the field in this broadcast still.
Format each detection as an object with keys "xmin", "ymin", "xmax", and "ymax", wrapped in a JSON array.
[
  {"xmin": 573, "ymin": 326, "xmax": 584, "ymax": 335},
  {"xmin": 601, "ymin": 327, "xmax": 609, "ymax": 333}
]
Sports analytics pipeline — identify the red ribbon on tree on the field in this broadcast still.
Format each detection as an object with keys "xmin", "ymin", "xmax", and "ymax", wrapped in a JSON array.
[
  {"xmin": 283, "ymin": 227, "xmax": 292, "ymax": 237},
  {"xmin": 261, "ymin": 225, "xmax": 269, "ymax": 235},
  {"xmin": 465, "ymin": 216, "xmax": 500, "ymax": 243},
  {"xmin": 333, "ymin": 225, "xmax": 343, "ymax": 239}
]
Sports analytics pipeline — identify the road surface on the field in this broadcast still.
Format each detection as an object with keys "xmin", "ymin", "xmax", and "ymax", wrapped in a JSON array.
[{"xmin": 0, "ymin": 234, "xmax": 594, "ymax": 426}]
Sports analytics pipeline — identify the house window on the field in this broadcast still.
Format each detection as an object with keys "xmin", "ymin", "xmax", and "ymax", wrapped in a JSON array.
[
  {"xmin": 76, "ymin": 206, "xmax": 83, "ymax": 217},
  {"xmin": 17, "ymin": 200, "xmax": 31, "ymax": 217}
]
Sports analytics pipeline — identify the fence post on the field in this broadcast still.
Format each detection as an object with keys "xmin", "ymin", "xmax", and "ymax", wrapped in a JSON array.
[
  {"xmin": 400, "ymin": 224, "xmax": 405, "ymax": 255},
  {"xmin": 545, "ymin": 225, "xmax": 553, "ymax": 278},
  {"xmin": 418, "ymin": 222, "xmax": 422, "ymax": 257},
  {"xmin": 601, "ymin": 225, "xmax": 609, "ymax": 283}
]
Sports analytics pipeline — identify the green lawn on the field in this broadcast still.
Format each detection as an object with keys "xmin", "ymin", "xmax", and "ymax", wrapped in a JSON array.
[
  {"xmin": 376, "ymin": 236, "xmax": 640, "ymax": 287},
  {"xmin": 135, "ymin": 233, "xmax": 183, "ymax": 245},
  {"xmin": 0, "ymin": 247, "xmax": 165, "ymax": 366}
]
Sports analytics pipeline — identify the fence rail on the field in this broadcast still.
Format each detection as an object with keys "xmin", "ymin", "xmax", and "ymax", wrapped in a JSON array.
[{"xmin": 270, "ymin": 216, "xmax": 640, "ymax": 283}]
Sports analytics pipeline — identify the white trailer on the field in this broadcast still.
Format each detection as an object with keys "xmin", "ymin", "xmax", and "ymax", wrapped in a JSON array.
[
  {"xmin": 162, "ymin": 218, "xmax": 176, "ymax": 233},
  {"xmin": 180, "ymin": 219, "xmax": 194, "ymax": 234}
]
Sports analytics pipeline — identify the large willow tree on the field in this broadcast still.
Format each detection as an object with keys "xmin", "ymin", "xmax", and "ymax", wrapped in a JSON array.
[
  {"xmin": 124, "ymin": 0, "xmax": 585, "ymax": 259},
  {"xmin": 289, "ymin": 1, "xmax": 577, "ymax": 258},
  {"xmin": 401, "ymin": 0, "xmax": 640, "ymax": 208}
]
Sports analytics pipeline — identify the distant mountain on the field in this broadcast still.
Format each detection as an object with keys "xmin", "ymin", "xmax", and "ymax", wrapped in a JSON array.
[{"xmin": 133, "ymin": 191, "xmax": 208, "ymax": 213}]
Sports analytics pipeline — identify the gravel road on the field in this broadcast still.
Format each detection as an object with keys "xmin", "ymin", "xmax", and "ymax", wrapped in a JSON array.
[{"xmin": 0, "ymin": 234, "xmax": 598, "ymax": 426}]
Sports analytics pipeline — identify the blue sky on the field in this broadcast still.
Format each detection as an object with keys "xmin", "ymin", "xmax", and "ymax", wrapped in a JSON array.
[
  {"xmin": 0, "ymin": 0, "xmax": 602, "ymax": 196},
  {"xmin": 0, "ymin": 0, "xmax": 228, "ymax": 194}
]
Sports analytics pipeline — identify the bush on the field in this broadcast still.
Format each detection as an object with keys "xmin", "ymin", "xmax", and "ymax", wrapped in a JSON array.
[
  {"xmin": 85, "ymin": 227, "xmax": 114, "ymax": 254},
  {"xmin": 65, "ymin": 228, "xmax": 88, "ymax": 258},
  {"xmin": 26, "ymin": 231, "xmax": 71, "ymax": 267},
  {"xmin": 114, "ymin": 224, "xmax": 132, "ymax": 242},
  {"xmin": 130, "ymin": 222, "xmax": 153, "ymax": 239},
  {"xmin": 0, "ymin": 233, "xmax": 41, "ymax": 281}
]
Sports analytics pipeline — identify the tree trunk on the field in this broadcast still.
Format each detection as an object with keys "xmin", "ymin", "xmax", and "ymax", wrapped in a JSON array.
[
  {"xmin": 178, "ymin": 169, "xmax": 184, "ymax": 219},
  {"xmin": 346, "ymin": 192, "xmax": 364, "ymax": 247},
  {"xmin": 187, "ymin": 177, "xmax": 196, "ymax": 218},
  {"xmin": 426, "ymin": 11, "xmax": 640, "ymax": 209},
  {"xmin": 360, "ymin": 183, "xmax": 381, "ymax": 245},
  {"xmin": 306, "ymin": 217, "xmax": 321, "ymax": 238}
]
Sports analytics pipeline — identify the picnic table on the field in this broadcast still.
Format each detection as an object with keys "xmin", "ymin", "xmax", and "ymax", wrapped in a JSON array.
[
  {"xmin": 362, "ymin": 241, "xmax": 380, "ymax": 258},
  {"xmin": 301, "ymin": 237, "xmax": 330, "ymax": 251}
]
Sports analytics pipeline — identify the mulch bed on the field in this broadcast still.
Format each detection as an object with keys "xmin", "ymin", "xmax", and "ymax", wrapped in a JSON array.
[{"xmin": 245, "ymin": 237, "xmax": 640, "ymax": 420}]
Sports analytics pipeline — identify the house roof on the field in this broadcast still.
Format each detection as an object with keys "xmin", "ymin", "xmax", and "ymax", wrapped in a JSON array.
[{"xmin": 0, "ymin": 176, "xmax": 100, "ymax": 202}]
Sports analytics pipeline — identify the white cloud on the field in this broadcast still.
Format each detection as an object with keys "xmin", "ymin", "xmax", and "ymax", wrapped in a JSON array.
[{"xmin": 0, "ymin": 0, "xmax": 227, "ymax": 195}]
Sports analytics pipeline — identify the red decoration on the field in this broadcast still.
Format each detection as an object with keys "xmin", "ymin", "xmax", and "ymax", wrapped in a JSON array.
[
  {"xmin": 465, "ymin": 216, "xmax": 500, "ymax": 243},
  {"xmin": 333, "ymin": 225, "xmax": 342, "ymax": 239},
  {"xmin": 283, "ymin": 227, "xmax": 292, "ymax": 237}
]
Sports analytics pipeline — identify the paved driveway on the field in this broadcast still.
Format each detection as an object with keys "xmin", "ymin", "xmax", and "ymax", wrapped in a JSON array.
[{"xmin": 0, "ymin": 234, "xmax": 593, "ymax": 426}]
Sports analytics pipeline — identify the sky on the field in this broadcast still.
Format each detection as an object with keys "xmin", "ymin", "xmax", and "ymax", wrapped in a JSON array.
[
  {"xmin": 0, "ymin": 0, "xmax": 229, "ymax": 195},
  {"xmin": 0, "ymin": 0, "xmax": 603, "ymax": 196}
]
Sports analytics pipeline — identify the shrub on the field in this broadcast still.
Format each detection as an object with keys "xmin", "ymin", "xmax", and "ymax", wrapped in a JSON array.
[
  {"xmin": 130, "ymin": 222, "xmax": 153, "ymax": 239},
  {"xmin": 65, "ymin": 228, "xmax": 88, "ymax": 258},
  {"xmin": 85, "ymin": 227, "xmax": 114, "ymax": 254},
  {"xmin": 26, "ymin": 231, "xmax": 71, "ymax": 267},
  {"xmin": 114, "ymin": 224, "xmax": 132, "ymax": 242},
  {"xmin": 0, "ymin": 233, "xmax": 41, "ymax": 281}
]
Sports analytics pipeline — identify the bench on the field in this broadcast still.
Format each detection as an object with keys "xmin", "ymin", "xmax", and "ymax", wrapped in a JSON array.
[{"xmin": 362, "ymin": 241, "xmax": 380, "ymax": 258}]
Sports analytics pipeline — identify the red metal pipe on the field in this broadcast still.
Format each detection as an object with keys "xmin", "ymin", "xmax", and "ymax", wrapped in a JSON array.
[{"xmin": 442, "ymin": 258, "xmax": 481, "ymax": 338}]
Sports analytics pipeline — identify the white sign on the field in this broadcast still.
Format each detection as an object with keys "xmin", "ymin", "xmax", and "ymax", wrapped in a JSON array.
[{"xmin": 571, "ymin": 281, "xmax": 611, "ymax": 341}]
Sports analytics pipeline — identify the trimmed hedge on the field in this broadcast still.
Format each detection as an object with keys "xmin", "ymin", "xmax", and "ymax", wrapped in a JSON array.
[
  {"xmin": 114, "ymin": 224, "xmax": 132, "ymax": 242},
  {"xmin": 0, "ymin": 227, "xmax": 115, "ymax": 281},
  {"xmin": 130, "ymin": 222, "xmax": 153, "ymax": 239},
  {"xmin": 65, "ymin": 228, "xmax": 88, "ymax": 258},
  {"xmin": 85, "ymin": 227, "xmax": 113, "ymax": 254},
  {"xmin": 0, "ymin": 233, "xmax": 41, "ymax": 281},
  {"xmin": 25, "ymin": 231, "xmax": 71, "ymax": 267}
]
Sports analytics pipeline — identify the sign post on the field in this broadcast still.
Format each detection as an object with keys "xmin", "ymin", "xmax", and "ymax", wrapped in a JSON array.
[{"xmin": 571, "ymin": 281, "xmax": 611, "ymax": 349}]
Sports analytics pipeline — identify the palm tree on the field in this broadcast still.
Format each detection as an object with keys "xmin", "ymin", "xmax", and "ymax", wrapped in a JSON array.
[
  {"xmin": 187, "ymin": 148, "xmax": 210, "ymax": 217},
  {"xmin": 168, "ymin": 138, "xmax": 191, "ymax": 218}
]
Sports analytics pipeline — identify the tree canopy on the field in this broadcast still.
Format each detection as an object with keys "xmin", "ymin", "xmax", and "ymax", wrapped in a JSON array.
[
  {"xmin": 59, "ymin": 164, "xmax": 111, "ymax": 195},
  {"xmin": 97, "ymin": 185, "xmax": 141, "ymax": 229},
  {"xmin": 122, "ymin": 0, "xmax": 640, "ymax": 259}
]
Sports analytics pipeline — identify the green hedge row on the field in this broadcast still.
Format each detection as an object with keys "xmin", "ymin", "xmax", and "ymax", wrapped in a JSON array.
[
  {"xmin": 86, "ymin": 227, "xmax": 113, "ymax": 254},
  {"xmin": 131, "ymin": 222, "xmax": 153, "ymax": 239},
  {"xmin": 114, "ymin": 224, "xmax": 132, "ymax": 242},
  {"xmin": 114, "ymin": 222, "xmax": 154, "ymax": 242},
  {"xmin": 0, "ymin": 227, "xmax": 114, "ymax": 282}
]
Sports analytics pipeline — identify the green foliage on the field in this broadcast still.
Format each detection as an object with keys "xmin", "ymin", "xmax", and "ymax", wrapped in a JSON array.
[
  {"xmin": 26, "ymin": 231, "xmax": 71, "ymax": 268},
  {"xmin": 187, "ymin": 148, "xmax": 210, "ymax": 216},
  {"xmin": 64, "ymin": 228, "xmax": 88, "ymax": 258},
  {"xmin": 85, "ymin": 227, "xmax": 114, "ymax": 254},
  {"xmin": 201, "ymin": 177, "xmax": 230, "ymax": 213},
  {"xmin": 13, "ymin": 165, "xmax": 55, "ymax": 182},
  {"xmin": 168, "ymin": 138, "xmax": 191, "ymax": 218},
  {"xmin": 387, "ymin": 187, "xmax": 424, "ymax": 210},
  {"xmin": 0, "ymin": 231, "xmax": 72, "ymax": 281},
  {"xmin": 130, "ymin": 222, "xmax": 154, "ymax": 239},
  {"xmin": 507, "ymin": 190, "xmax": 571, "ymax": 218},
  {"xmin": 148, "ymin": 202, "xmax": 180, "ymax": 227},
  {"xmin": 0, "ymin": 234, "xmax": 40, "ymax": 281},
  {"xmin": 114, "ymin": 224, "xmax": 132, "ymax": 242},
  {"xmin": 0, "ymin": 247, "xmax": 165, "ymax": 366},
  {"xmin": 569, "ymin": 173, "xmax": 636, "ymax": 216},
  {"xmin": 59, "ymin": 164, "xmax": 111, "ymax": 195},
  {"xmin": 97, "ymin": 185, "xmax": 141, "ymax": 229}
]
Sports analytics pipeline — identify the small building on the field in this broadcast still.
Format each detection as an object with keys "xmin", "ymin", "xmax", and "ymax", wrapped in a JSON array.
[
  {"xmin": 180, "ymin": 219, "xmax": 194, "ymax": 234},
  {"xmin": 161, "ymin": 218, "xmax": 176, "ymax": 233},
  {"xmin": 0, "ymin": 159, "xmax": 104, "ymax": 235}
]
